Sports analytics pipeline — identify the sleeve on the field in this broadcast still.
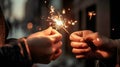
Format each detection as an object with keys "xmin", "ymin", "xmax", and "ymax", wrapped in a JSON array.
[
  {"xmin": 113, "ymin": 39, "xmax": 120, "ymax": 66},
  {"xmin": 0, "ymin": 38, "xmax": 33, "ymax": 67},
  {"xmin": 113, "ymin": 39, "xmax": 120, "ymax": 49}
]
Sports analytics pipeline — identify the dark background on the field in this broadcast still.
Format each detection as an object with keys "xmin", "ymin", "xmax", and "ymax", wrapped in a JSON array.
[{"xmin": 0, "ymin": 0, "xmax": 119, "ymax": 67}]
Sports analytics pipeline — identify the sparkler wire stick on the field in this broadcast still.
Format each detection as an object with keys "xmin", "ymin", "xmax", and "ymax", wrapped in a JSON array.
[
  {"xmin": 61, "ymin": 26, "xmax": 70, "ymax": 35},
  {"xmin": 48, "ymin": 6, "xmax": 71, "ymax": 34},
  {"xmin": 84, "ymin": 39, "xmax": 100, "ymax": 67},
  {"xmin": 44, "ymin": 1, "xmax": 77, "ymax": 35}
]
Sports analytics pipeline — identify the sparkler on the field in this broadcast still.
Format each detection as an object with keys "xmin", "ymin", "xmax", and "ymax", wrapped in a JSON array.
[
  {"xmin": 47, "ymin": 6, "xmax": 77, "ymax": 34},
  {"xmin": 88, "ymin": 11, "xmax": 96, "ymax": 20}
]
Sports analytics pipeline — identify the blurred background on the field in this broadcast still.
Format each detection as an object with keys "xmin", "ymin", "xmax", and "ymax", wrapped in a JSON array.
[{"xmin": 0, "ymin": 0, "xmax": 119, "ymax": 67}]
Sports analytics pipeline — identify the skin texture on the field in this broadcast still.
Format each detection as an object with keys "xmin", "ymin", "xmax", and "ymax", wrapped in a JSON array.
[
  {"xmin": 69, "ymin": 30, "xmax": 115, "ymax": 59},
  {"xmin": 26, "ymin": 27, "xmax": 62, "ymax": 64}
]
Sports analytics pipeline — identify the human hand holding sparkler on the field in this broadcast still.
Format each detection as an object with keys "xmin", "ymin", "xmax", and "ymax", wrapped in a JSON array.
[
  {"xmin": 27, "ymin": 27, "xmax": 63, "ymax": 64},
  {"xmin": 69, "ymin": 30, "xmax": 115, "ymax": 59}
]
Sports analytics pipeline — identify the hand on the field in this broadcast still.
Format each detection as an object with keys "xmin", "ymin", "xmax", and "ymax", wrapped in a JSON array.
[
  {"xmin": 26, "ymin": 27, "xmax": 62, "ymax": 64},
  {"xmin": 70, "ymin": 30, "xmax": 115, "ymax": 59}
]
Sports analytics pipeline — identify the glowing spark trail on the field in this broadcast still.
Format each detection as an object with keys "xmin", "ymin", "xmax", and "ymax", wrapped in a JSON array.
[{"xmin": 47, "ymin": 6, "xmax": 77, "ymax": 34}]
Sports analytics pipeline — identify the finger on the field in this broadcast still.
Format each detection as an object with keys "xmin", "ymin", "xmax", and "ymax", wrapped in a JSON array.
[
  {"xmin": 51, "ymin": 41, "xmax": 62, "ymax": 60},
  {"xmin": 50, "ymin": 29, "xmax": 60, "ymax": 35},
  {"xmin": 85, "ymin": 32, "xmax": 99, "ymax": 41},
  {"xmin": 82, "ymin": 30, "xmax": 93, "ymax": 37},
  {"xmin": 71, "ymin": 42, "xmax": 89, "ymax": 48},
  {"xmin": 52, "ymin": 41, "xmax": 62, "ymax": 52},
  {"xmin": 42, "ymin": 27, "xmax": 53, "ymax": 35},
  {"xmin": 93, "ymin": 37, "xmax": 103, "ymax": 47},
  {"xmin": 72, "ymin": 47, "xmax": 91, "ymax": 54},
  {"xmin": 96, "ymin": 50, "xmax": 110, "ymax": 58},
  {"xmin": 52, "ymin": 49, "xmax": 62, "ymax": 60},
  {"xmin": 49, "ymin": 33, "xmax": 62, "ymax": 43},
  {"xmin": 50, "ymin": 29, "xmax": 62, "ymax": 41},
  {"xmin": 85, "ymin": 32, "xmax": 102, "ymax": 46},
  {"xmin": 70, "ymin": 31, "xmax": 84, "ymax": 42},
  {"xmin": 76, "ymin": 55, "xmax": 86, "ymax": 58}
]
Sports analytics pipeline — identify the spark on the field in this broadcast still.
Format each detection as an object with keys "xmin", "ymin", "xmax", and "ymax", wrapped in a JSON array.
[
  {"xmin": 68, "ymin": 8, "xmax": 71, "ymax": 11},
  {"xmin": 46, "ymin": 6, "xmax": 77, "ymax": 34},
  {"xmin": 88, "ymin": 11, "xmax": 96, "ymax": 20},
  {"xmin": 112, "ymin": 28, "xmax": 115, "ymax": 31},
  {"xmin": 44, "ymin": 0, "xmax": 47, "ymax": 4},
  {"xmin": 62, "ymin": 9, "xmax": 66, "ymax": 14},
  {"xmin": 54, "ymin": 19, "xmax": 63, "ymax": 26},
  {"xmin": 50, "ymin": 6, "xmax": 55, "ymax": 14}
]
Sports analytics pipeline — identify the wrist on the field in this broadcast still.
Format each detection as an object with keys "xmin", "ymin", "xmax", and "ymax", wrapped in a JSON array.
[{"xmin": 100, "ymin": 36, "xmax": 116, "ymax": 49}]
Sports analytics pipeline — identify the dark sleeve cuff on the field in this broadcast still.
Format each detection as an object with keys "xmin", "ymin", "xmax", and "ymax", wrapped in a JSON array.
[{"xmin": 0, "ymin": 38, "xmax": 33, "ymax": 66}]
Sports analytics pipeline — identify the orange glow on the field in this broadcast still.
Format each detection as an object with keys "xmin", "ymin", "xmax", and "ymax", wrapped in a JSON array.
[
  {"xmin": 27, "ymin": 22, "xmax": 33, "ymax": 30},
  {"xmin": 47, "ymin": 6, "xmax": 77, "ymax": 34},
  {"xmin": 88, "ymin": 11, "xmax": 96, "ymax": 20},
  {"xmin": 62, "ymin": 9, "xmax": 66, "ymax": 14}
]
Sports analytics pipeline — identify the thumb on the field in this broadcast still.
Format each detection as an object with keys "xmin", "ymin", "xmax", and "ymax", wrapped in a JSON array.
[
  {"xmin": 85, "ymin": 32, "xmax": 98, "ymax": 40},
  {"xmin": 85, "ymin": 32, "xmax": 102, "ymax": 47},
  {"xmin": 49, "ymin": 29, "xmax": 62, "ymax": 43},
  {"xmin": 42, "ymin": 27, "xmax": 53, "ymax": 35}
]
